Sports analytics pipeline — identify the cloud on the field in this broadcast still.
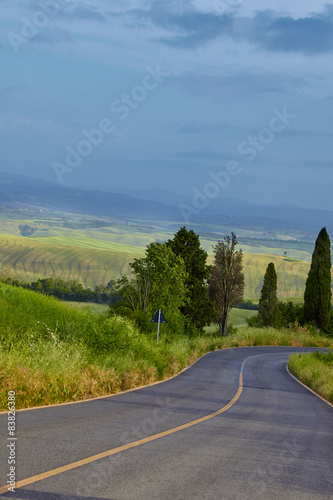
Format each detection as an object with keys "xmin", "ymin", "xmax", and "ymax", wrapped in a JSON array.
[
  {"xmin": 25, "ymin": 1, "xmax": 107, "ymax": 23},
  {"xmin": 58, "ymin": 4, "xmax": 107, "ymax": 22},
  {"xmin": 250, "ymin": 9, "xmax": 333, "ymax": 55},
  {"xmin": 122, "ymin": 2, "xmax": 333, "ymax": 54},
  {"xmin": 30, "ymin": 28, "xmax": 73, "ymax": 46},
  {"xmin": 125, "ymin": 2, "xmax": 234, "ymax": 48}
]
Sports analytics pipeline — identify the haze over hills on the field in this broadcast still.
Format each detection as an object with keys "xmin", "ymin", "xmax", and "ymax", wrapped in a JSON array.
[{"xmin": 0, "ymin": 172, "xmax": 332, "ymax": 234}]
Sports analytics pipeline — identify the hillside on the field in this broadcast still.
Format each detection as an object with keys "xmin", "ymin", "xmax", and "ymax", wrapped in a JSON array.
[
  {"xmin": 0, "ymin": 234, "xmax": 316, "ymax": 298},
  {"xmin": 0, "ymin": 235, "xmax": 136, "ymax": 288}
]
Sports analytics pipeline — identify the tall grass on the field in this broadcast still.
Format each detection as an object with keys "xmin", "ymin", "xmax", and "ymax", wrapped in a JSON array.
[
  {"xmin": 0, "ymin": 283, "xmax": 210, "ymax": 409},
  {"xmin": 1, "ymin": 283, "xmax": 332, "ymax": 410},
  {"xmin": 288, "ymin": 351, "xmax": 333, "ymax": 404}
]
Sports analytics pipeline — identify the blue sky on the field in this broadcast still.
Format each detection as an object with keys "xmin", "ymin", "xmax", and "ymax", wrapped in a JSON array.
[{"xmin": 0, "ymin": 0, "xmax": 333, "ymax": 210}]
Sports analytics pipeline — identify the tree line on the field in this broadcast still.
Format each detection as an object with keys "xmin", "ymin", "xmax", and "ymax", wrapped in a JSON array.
[
  {"xmin": 250, "ymin": 227, "xmax": 332, "ymax": 334},
  {"xmin": 2, "ymin": 226, "xmax": 332, "ymax": 338},
  {"xmin": 0, "ymin": 276, "xmax": 117, "ymax": 304}
]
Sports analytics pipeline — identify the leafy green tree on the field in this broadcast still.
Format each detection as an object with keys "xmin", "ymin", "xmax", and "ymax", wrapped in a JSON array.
[
  {"xmin": 258, "ymin": 262, "xmax": 278, "ymax": 327},
  {"xmin": 208, "ymin": 233, "xmax": 244, "ymax": 336},
  {"xmin": 276, "ymin": 301, "xmax": 304, "ymax": 328},
  {"xmin": 166, "ymin": 227, "xmax": 215, "ymax": 331},
  {"xmin": 112, "ymin": 242, "xmax": 188, "ymax": 337},
  {"xmin": 304, "ymin": 227, "xmax": 332, "ymax": 330}
]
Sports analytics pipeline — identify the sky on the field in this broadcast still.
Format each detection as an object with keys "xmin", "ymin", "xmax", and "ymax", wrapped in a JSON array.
[{"xmin": 0, "ymin": 0, "xmax": 333, "ymax": 211}]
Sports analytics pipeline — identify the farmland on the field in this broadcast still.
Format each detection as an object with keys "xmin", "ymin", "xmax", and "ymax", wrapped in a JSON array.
[
  {"xmin": 0, "ymin": 207, "xmax": 329, "ymax": 298},
  {"xmin": 0, "ymin": 234, "xmax": 314, "ymax": 297}
]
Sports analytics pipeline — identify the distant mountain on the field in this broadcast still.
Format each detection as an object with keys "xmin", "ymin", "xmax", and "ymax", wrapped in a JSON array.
[
  {"xmin": 0, "ymin": 172, "xmax": 332, "ymax": 233},
  {"xmin": 0, "ymin": 173, "xmax": 179, "ymax": 220}
]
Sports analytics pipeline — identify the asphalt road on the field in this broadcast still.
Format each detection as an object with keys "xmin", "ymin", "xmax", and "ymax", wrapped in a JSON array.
[{"xmin": 1, "ymin": 346, "xmax": 332, "ymax": 500}]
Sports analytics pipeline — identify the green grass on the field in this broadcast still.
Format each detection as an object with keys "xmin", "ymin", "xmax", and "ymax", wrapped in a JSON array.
[
  {"xmin": 64, "ymin": 304, "xmax": 256, "ymax": 324},
  {"xmin": 0, "ymin": 283, "xmax": 212, "ymax": 409},
  {"xmin": 0, "ymin": 235, "xmax": 139, "ymax": 288},
  {"xmin": 205, "ymin": 309, "xmax": 257, "ymax": 333},
  {"xmin": 229, "ymin": 308, "xmax": 257, "ymax": 326},
  {"xmin": 1, "ymin": 282, "xmax": 332, "ymax": 410},
  {"xmin": 0, "ymin": 211, "xmax": 322, "ymax": 298},
  {"xmin": 288, "ymin": 351, "xmax": 333, "ymax": 404},
  {"xmin": 0, "ymin": 234, "xmax": 323, "ymax": 298},
  {"xmin": 64, "ymin": 301, "xmax": 109, "ymax": 314}
]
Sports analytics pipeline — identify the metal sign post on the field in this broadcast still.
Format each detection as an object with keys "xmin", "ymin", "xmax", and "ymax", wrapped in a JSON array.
[
  {"xmin": 151, "ymin": 309, "xmax": 167, "ymax": 343},
  {"xmin": 156, "ymin": 308, "xmax": 161, "ymax": 344}
]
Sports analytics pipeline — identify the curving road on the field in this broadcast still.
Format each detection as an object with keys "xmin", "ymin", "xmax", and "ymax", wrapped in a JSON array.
[{"xmin": 1, "ymin": 346, "xmax": 332, "ymax": 499}]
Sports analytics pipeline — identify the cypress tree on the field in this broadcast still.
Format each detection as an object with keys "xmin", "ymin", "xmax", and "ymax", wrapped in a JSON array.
[
  {"xmin": 304, "ymin": 227, "xmax": 332, "ymax": 330},
  {"xmin": 258, "ymin": 262, "xmax": 278, "ymax": 327}
]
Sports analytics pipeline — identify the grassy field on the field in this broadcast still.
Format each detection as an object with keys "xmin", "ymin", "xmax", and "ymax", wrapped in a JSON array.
[
  {"xmin": 1, "ymin": 282, "xmax": 333, "ymax": 410},
  {"xmin": 0, "ymin": 210, "xmax": 331, "ymax": 298},
  {"xmin": 0, "ymin": 234, "xmax": 320, "ymax": 298},
  {"xmin": 205, "ymin": 309, "xmax": 257, "ymax": 333},
  {"xmin": 243, "ymin": 253, "xmax": 311, "ymax": 298},
  {"xmin": 65, "ymin": 301, "xmax": 110, "ymax": 314},
  {"xmin": 0, "ymin": 282, "xmax": 209, "ymax": 409},
  {"xmin": 288, "ymin": 351, "xmax": 333, "ymax": 404},
  {"xmin": 64, "ymin": 302, "xmax": 257, "ymax": 325},
  {"xmin": 0, "ymin": 235, "xmax": 137, "ymax": 288}
]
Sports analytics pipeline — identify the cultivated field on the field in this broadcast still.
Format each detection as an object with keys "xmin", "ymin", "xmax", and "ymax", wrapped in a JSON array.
[
  {"xmin": 0, "ymin": 234, "xmax": 316, "ymax": 297},
  {"xmin": 0, "ymin": 210, "xmax": 330, "ymax": 298},
  {"xmin": 0, "ymin": 235, "xmax": 136, "ymax": 288}
]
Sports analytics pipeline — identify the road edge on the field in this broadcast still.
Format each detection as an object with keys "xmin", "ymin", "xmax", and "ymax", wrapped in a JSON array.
[
  {"xmin": 286, "ymin": 364, "xmax": 333, "ymax": 407},
  {"xmin": 0, "ymin": 350, "xmax": 211, "ymax": 414}
]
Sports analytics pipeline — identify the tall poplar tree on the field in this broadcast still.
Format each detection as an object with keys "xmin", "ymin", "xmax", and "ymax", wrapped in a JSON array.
[
  {"xmin": 304, "ymin": 227, "xmax": 332, "ymax": 330},
  {"xmin": 258, "ymin": 262, "xmax": 278, "ymax": 327}
]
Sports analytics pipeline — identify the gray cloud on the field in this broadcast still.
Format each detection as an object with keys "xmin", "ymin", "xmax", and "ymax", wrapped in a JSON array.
[
  {"xmin": 249, "ymin": 8, "xmax": 333, "ymax": 55},
  {"xmin": 126, "ymin": 2, "xmax": 234, "ymax": 48},
  {"xmin": 58, "ymin": 4, "xmax": 106, "ymax": 22},
  {"xmin": 123, "ymin": 3, "xmax": 333, "ymax": 54},
  {"xmin": 30, "ymin": 28, "xmax": 74, "ymax": 46},
  {"xmin": 26, "ymin": 1, "xmax": 107, "ymax": 22}
]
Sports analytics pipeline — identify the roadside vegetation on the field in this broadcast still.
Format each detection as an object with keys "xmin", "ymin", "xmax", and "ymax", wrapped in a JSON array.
[
  {"xmin": 0, "ymin": 282, "xmax": 212, "ymax": 410},
  {"xmin": 1, "ymin": 226, "xmax": 332, "ymax": 410},
  {"xmin": 288, "ymin": 351, "xmax": 333, "ymax": 404},
  {"xmin": 1, "ymin": 281, "xmax": 332, "ymax": 410}
]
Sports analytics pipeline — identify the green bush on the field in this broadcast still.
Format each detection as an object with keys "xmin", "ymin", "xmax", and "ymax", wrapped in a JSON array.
[{"xmin": 323, "ymin": 311, "xmax": 333, "ymax": 337}]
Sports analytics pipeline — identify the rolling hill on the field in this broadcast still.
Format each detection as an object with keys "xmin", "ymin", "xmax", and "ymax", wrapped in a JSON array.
[
  {"xmin": 1, "ymin": 172, "xmax": 333, "ymax": 232},
  {"xmin": 0, "ymin": 234, "xmax": 316, "ymax": 298}
]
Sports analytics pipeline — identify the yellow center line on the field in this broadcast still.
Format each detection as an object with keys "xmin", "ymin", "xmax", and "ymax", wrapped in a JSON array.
[{"xmin": 0, "ymin": 374, "xmax": 243, "ymax": 495}]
